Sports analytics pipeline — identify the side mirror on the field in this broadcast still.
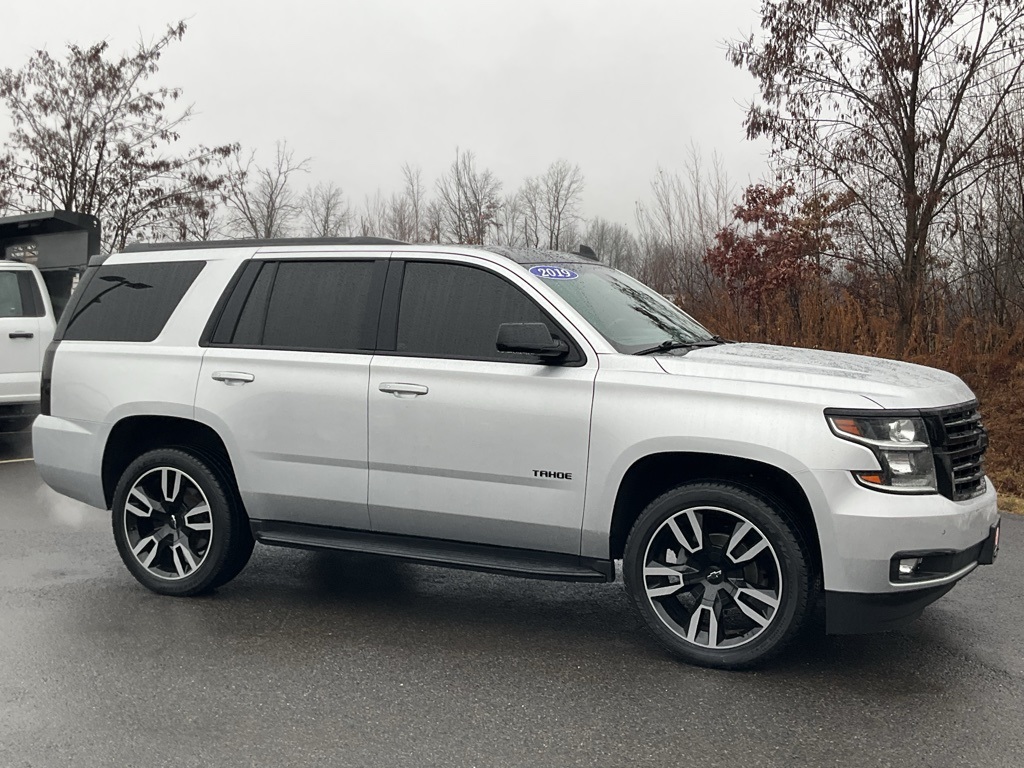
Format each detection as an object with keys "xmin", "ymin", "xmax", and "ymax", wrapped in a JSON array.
[{"xmin": 495, "ymin": 322, "xmax": 569, "ymax": 359}]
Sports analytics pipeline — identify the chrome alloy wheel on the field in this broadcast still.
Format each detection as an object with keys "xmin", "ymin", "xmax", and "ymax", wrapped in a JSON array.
[
  {"xmin": 122, "ymin": 467, "xmax": 214, "ymax": 581},
  {"xmin": 642, "ymin": 505, "xmax": 783, "ymax": 650}
]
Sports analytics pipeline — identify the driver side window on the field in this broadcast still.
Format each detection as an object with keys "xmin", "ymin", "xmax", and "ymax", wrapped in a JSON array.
[{"xmin": 395, "ymin": 262, "xmax": 563, "ymax": 363}]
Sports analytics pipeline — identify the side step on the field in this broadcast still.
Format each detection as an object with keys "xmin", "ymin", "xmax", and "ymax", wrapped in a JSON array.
[{"xmin": 251, "ymin": 520, "xmax": 614, "ymax": 583}]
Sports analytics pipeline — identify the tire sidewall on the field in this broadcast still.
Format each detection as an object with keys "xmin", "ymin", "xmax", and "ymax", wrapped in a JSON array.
[
  {"xmin": 111, "ymin": 448, "xmax": 236, "ymax": 596},
  {"xmin": 623, "ymin": 482, "xmax": 810, "ymax": 668}
]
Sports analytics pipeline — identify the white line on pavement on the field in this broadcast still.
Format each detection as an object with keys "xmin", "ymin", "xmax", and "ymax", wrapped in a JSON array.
[{"xmin": 0, "ymin": 458, "xmax": 33, "ymax": 465}]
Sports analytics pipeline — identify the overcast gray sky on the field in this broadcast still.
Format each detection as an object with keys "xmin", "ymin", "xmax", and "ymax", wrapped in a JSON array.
[{"xmin": 0, "ymin": 0, "xmax": 768, "ymax": 227}]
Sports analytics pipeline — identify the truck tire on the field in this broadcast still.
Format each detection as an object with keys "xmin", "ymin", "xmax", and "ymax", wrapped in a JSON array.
[
  {"xmin": 111, "ymin": 448, "xmax": 253, "ymax": 596},
  {"xmin": 623, "ymin": 481, "xmax": 813, "ymax": 668}
]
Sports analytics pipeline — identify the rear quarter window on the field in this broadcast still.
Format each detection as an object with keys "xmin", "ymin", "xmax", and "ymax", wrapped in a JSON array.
[{"xmin": 62, "ymin": 261, "xmax": 205, "ymax": 342}]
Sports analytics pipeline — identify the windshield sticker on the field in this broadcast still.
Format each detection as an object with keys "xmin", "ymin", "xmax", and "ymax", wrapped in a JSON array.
[{"xmin": 529, "ymin": 265, "xmax": 579, "ymax": 280}]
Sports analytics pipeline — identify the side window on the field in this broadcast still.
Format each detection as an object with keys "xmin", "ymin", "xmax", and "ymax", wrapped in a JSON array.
[
  {"xmin": 0, "ymin": 271, "xmax": 24, "ymax": 318},
  {"xmin": 396, "ymin": 262, "xmax": 565, "ymax": 362},
  {"xmin": 224, "ymin": 260, "xmax": 379, "ymax": 352},
  {"xmin": 62, "ymin": 261, "xmax": 205, "ymax": 342}
]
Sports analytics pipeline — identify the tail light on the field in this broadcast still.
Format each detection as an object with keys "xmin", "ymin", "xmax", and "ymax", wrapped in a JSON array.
[{"xmin": 40, "ymin": 341, "xmax": 58, "ymax": 416}]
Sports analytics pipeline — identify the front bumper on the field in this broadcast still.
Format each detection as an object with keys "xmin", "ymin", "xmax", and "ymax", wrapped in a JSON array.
[
  {"xmin": 807, "ymin": 469, "xmax": 999, "ymax": 594},
  {"xmin": 825, "ymin": 520, "xmax": 1000, "ymax": 634}
]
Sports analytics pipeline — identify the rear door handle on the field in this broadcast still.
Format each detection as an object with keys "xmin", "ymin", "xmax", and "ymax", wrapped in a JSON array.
[
  {"xmin": 8, "ymin": 332, "xmax": 34, "ymax": 339},
  {"xmin": 212, "ymin": 371, "xmax": 255, "ymax": 385},
  {"xmin": 378, "ymin": 382, "xmax": 429, "ymax": 397}
]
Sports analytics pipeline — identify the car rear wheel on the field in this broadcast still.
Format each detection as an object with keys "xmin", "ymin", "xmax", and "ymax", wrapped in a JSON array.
[
  {"xmin": 623, "ymin": 482, "xmax": 813, "ymax": 668},
  {"xmin": 111, "ymin": 448, "xmax": 253, "ymax": 596}
]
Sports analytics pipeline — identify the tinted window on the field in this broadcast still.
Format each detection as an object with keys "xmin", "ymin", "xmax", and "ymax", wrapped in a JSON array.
[
  {"xmin": 63, "ymin": 261, "xmax": 205, "ymax": 342},
  {"xmin": 231, "ymin": 263, "xmax": 275, "ymax": 346},
  {"xmin": 0, "ymin": 271, "xmax": 24, "ymax": 318},
  {"xmin": 230, "ymin": 260, "xmax": 378, "ymax": 351},
  {"xmin": 396, "ymin": 262, "xmax": 556, "ymax": 361}
]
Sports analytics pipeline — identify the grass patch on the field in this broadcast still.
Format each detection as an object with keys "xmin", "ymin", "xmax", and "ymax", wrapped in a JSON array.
[{"xmin": 999, "ymin": 493, "xmax": 1024, "ymax": 516}]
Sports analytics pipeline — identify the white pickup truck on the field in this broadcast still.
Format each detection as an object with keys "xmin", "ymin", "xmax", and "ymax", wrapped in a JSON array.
[{"xmin": 0, "ymin": 260, "xmax": 55, "ymax": 432}]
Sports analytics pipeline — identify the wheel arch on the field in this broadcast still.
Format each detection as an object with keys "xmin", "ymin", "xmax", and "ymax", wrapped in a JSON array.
[
  {"xmin": 101, "ymin": 415, "xmax": 238, "ymax": 509},
  {"xmin": 607, "ymin": 452, "xmax": 822, "ymax": 574}
]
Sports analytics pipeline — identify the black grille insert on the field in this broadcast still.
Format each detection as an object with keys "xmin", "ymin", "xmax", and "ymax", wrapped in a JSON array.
[{"xmin": 929, "ymin": 402, "xmax": 988, "ymax": 501}]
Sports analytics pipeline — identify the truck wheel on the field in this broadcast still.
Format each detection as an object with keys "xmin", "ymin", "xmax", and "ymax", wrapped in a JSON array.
[
  {"xmin": 111, "ymin": 448, "xmax": 253, "ymax": 596},
  {"xmin": 623, "ymin": 482, "xmax": 812, "ymax": 668}
]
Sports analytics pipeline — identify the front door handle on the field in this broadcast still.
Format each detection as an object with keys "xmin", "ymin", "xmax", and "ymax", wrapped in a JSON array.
[
  {"xmin": 378, "ymin": 382, "xmax": 429, "ymax": 397},
  {"xmin": 212, "ymin": 371, "xmax": 255, "ymax": 385},
  {"xmin": 8, "ymin": 332, "xmax": 34, "ymax": 339}
]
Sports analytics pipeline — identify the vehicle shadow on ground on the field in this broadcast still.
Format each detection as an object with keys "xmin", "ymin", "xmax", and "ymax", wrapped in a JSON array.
[
  {"xmin": 0, "ymin": 430, "xmax": 32, "ymax": 461},
  {"xmin": 210, "ymin": 547, "xmax": 988, "ymax": 684}
]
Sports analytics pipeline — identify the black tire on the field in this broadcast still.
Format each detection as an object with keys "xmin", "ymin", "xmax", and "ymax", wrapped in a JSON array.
[
  {"xmin": 623, "ymin": 482, "xmax": 813, "ymax": 669},
  {"xmin": 111, "ymin": 448, "xmax": 253, "ymax": 596}
]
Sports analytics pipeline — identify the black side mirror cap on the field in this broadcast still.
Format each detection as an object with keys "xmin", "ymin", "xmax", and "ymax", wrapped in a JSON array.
[{"xmin": 495, "ymin": 322, "xmax": 569, "ymax": 359}]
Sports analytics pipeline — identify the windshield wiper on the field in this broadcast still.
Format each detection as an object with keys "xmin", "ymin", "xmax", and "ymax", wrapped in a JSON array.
[{"xmin": 633, "ymin": 339, "xmax": 720, "ymax": 356}]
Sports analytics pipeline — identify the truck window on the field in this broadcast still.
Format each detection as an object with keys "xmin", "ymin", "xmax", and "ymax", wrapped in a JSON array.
[{"xmin": 0, "ymin": 271, "xmax": 24, "ymax": 317}]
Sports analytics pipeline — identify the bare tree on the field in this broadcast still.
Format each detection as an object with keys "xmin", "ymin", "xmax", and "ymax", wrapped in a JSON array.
[
  {"xmin": 423, "ymin": 199, "xmax": 444, "ymax": 244},
  {"xmin": 401, "ymin": 163, "xmax": 426, "ymax": 242},
  {"xmin": 494, "ymin": 191, "xmax": 526, "ymax": 247},
  {"xmin": 634, "ymin": 147, "xmax": 734, "ymax": 297},
  {"xmin": 0, "ymin": 22, "xmax": 234, "ymax": 252},
  {"xmin": 518, "ymin": 177, "xmax": 543, "ymax": 248},
  {"xmin": 302, "ymin": 182, "xmax": 351, "ymax": 237},
  {"xmin": 583, "ymin": 218, "xmax": 639, "ymax": 272},
  {"xmin": 0, "ymin": 156, "xmax": 13, "ymax": 214},
  {"xmin": 357, "ymin": 190, "xmax": 388, "ymax": 238},
  {"xmin": 729, "ymin": 0, "xmax": 1024, "ymax": 345},
  {"xmin": 435, "ymin": 149, "xmax": 502, "ymax": 244},
  {"xmin": 159, "ymin": 197, "xmax": 222, "ymax": 242},
  {"xmin": 539, "ymin": 160, "xmax": 585, "ymax": 250},
  {"xmin": 223, "ymin": 141, "xmax": 310, "ymax": 239}
]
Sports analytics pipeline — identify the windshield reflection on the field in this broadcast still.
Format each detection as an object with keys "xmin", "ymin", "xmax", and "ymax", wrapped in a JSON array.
[{"xmin": 529, "ymin": 264, "xmax": 713, "ymax": 353}]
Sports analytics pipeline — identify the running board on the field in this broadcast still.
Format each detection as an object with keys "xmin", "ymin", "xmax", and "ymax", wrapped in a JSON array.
[{"xmin": 251, "ymin": 520, "xmax": 614, "ymax": 583}]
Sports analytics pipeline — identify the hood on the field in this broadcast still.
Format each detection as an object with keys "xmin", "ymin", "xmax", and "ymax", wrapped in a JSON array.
[{"xmin": 654, "ymin": 343, "xmax": 975, "ymax": 410}]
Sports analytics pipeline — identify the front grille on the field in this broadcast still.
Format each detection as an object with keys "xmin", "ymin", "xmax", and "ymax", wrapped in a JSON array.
[{"xmin": 930, "ymin": 402, "xmax": 988, "ymax": 501}]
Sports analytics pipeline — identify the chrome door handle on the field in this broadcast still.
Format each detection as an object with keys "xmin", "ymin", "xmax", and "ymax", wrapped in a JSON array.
[
  {"xmin": 212, "ymin": 371, "xmax": 255, "ymax": 385},
  {"xmin": 8, "ymin": 332, "xmax": 34, "ymax": 339},
  {"xmin": 378, "ymin": 382, "xmax": 429, "ymax": 397}
]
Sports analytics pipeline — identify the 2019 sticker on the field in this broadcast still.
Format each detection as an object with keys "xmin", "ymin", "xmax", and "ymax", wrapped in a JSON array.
[{"xmin": 529, "ymin": 265, "xmax": 579, "ymax": 280}]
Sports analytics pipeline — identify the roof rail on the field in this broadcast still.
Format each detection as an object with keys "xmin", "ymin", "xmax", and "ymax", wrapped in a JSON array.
[{"xmin": 122, "ymin": 236, "xmax": 406, "ymax": 253}]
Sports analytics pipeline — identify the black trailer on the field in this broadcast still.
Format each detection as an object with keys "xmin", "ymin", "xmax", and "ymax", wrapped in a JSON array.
[{"xmin": 0, "ymin": 211, "xmax": 101, "ymax": 318}]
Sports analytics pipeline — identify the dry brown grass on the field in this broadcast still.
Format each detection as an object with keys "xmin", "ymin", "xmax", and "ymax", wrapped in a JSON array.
[
  {"xmin": 1000, "ymin": 494, "xmax": 1024, "ymax": 515},
  {"xmin": 690, "ymin": 287, "xmax": 1024, "ymax": 497}
]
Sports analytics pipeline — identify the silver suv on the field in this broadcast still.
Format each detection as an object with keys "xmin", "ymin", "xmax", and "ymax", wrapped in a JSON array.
[{"xmin": 33, "ymin": 239, "xmax": 1001, "ymax": 668}]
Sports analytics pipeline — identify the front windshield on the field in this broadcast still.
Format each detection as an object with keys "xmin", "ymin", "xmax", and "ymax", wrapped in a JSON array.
[{"xmin": 525, "ymin": 263, "xmax": 714, "ymax": 353}]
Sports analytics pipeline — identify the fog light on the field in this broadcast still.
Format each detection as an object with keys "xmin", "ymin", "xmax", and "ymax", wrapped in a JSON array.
[{"xmin": 898, "ymin": 557, "xmax": 922, "ymax": 577}]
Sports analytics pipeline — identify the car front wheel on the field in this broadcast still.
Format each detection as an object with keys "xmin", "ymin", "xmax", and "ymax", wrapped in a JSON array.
[{"xmin": 623, "ymin": 482, "xmax": 813, "ymax": 668}]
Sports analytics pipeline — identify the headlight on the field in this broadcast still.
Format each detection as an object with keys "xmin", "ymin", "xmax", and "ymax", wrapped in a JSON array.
[{"xmin": 827, "ymin": 414, "xmax": 937, "ymax": 493}]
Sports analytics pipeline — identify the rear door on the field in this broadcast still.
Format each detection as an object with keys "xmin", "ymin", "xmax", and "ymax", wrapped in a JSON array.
[
  {"xmin": 0, "ymin": 267, "xmax": 44, "ymax": 404},
  {"xmin": 367, "ymin": 256, "xmax": 597, "ymax": 554},
  {"xmin": 195, "ymin": 254, "xmax": 387, "ymax": 529}
]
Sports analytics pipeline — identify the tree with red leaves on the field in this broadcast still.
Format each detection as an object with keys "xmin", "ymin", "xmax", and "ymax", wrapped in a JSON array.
[{"xmin": 705, "ymin": 182, "xmax": 850, "ymax": 319}]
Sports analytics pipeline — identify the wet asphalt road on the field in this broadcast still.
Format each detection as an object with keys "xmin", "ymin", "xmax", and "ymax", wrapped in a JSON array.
[{"xmin": 1, "ymin": 431, "xmax": 1022, "ymax": 768}]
